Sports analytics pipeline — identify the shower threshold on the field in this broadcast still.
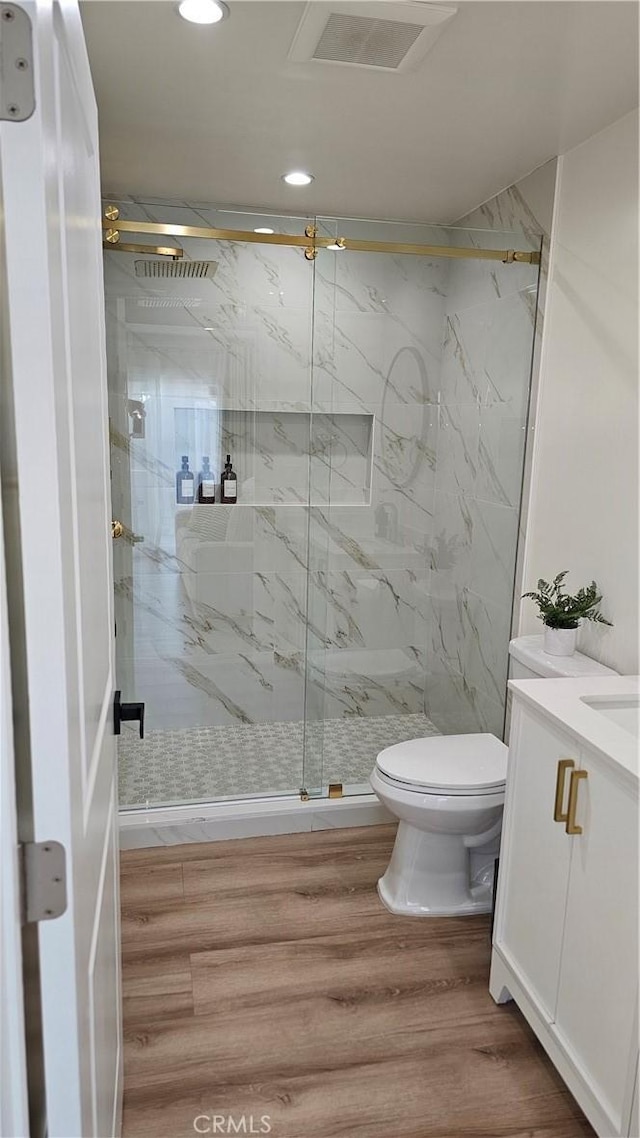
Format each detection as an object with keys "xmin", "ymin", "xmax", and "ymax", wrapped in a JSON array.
[
  {"xmin": 118, "ymin": 789, "xmax": 393, "ymax": 850},
  {"xmin": 118, "ymin": 712, "xmax": 439, "ymax": 849}
]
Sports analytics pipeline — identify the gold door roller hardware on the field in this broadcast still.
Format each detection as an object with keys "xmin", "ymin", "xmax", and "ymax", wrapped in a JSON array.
[
  {"xmin": 111, "ymin": 520, "xmax": 124, "ymax": 540},
  {"xmin": 102, "ymin": 209, "xmax": 184, "ymax": 258},
  {"xmin": 553, "ymin": 758, "xmax": 575, "ymax": 823},
  {"xmin": 565, "ymin": 769, "xmax": 588, "ymax": 835},
  {"xmin": 304, "ymin": 224, "xmax": 318, "ymax": 261},
  {"xmin": 101, "ymin": 216, "xmax": 541, "ymax": 265}
]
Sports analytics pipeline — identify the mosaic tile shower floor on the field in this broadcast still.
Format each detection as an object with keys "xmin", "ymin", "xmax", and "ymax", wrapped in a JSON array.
[{"xmin": 118, "ymin": 712, "xmax": 440, "ymax": 808}]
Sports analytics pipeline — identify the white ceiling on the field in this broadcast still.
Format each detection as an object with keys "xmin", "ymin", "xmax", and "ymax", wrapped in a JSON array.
[{"xmin": 81, "ymin": 0, "xmax": 639, "ymax": 223}]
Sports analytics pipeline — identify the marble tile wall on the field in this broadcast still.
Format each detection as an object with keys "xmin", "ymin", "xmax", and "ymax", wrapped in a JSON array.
[{"xmin": 425, "ymin": 163, "xmax": 557, "ymax": 737}]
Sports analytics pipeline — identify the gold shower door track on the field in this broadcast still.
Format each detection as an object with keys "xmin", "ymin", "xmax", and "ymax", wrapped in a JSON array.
[{"xmin": 101, "ymin": 214, "xmax": 541, "ymax": 265}]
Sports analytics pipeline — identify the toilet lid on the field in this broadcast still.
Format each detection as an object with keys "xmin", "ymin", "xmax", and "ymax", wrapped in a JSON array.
[{"xmin": 376, "ymin": 733, "xmax": 507, "ymax": 793}]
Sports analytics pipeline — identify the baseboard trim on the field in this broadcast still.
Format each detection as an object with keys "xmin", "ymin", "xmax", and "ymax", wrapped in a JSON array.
[{"xmin": 118, "ymin": 793, "xmax": 393, "ymax": 849}]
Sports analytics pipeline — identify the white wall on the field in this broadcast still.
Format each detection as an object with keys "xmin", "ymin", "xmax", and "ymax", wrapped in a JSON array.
[{"xmin": 520, "ymin": 110, "xmax": 639, "ymax": 673}]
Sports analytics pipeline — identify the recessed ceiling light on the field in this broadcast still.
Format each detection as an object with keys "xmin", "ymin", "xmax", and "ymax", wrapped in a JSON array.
[
  {"xmin": 282, "ymin": 171, "xmax": 314, "ymax": 187},
  {"xmin": 177, "ymin": 0, "xmax": 228, "ymax": 25},
  {"xmin": 254, "ymin": 227, "xmax": 275, "ymax": 234}
]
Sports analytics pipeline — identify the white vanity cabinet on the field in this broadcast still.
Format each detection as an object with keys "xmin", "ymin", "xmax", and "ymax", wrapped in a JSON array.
[{"xmin": 491, "ymin": 683, "xmax": 639, "ymax": 1138}]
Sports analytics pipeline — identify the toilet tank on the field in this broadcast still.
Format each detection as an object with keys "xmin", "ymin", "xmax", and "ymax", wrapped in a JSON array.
[
  {"xmin": 508, "ymin": 635, "xmax": 619, "ymax": 680},
  {"xmin": 505, "ymin": 635, "xmax": 618, "ymax": 742}
]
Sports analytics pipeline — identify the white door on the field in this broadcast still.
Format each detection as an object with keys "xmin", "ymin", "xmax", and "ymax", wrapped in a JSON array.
[
  {"xmin": 493, "ymin": 704, "xmax": 577, "ymax": 1018},
  {"xmin": 0, "ymin": 2, "xmax": 122, "ymax": 1136},
  {"xmin": 553, "ymin": 755, "xmax": 638, "ymax": 1135},
  {"xmin": 0, "ymin": 494, "xmax": 29, "ymax": 1138}
]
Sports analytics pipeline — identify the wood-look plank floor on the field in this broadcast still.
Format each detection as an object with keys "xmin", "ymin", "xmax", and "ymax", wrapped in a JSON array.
[{"xmin": 120, "ymin": 825, "xmax": 595, "ymax": 1138}]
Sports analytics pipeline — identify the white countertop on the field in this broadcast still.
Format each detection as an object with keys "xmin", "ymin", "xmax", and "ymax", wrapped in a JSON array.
[{"xmin": 509, "ymin": 675, "xmax": 639, "ymax": 781}]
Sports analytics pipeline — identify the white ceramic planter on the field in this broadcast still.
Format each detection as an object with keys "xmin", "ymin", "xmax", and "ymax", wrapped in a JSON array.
[{"xmin": 544, "ymin": 625, "xmax": 578, "ymax": 656}]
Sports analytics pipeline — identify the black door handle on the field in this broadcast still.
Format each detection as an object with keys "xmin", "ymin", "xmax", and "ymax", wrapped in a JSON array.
[{"xmin": 113, "ymin": 690, "xmax": 145, "ymax": 739}]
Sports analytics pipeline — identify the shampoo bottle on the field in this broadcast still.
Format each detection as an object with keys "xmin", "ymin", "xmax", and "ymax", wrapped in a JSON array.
[
  {"xmin": 197, "ymin": 456, "xmax": 216, "ymax": 504},
  {"xmin": 176, "ymin": 456, "xmax": 195, "ymax": 505},
  {"xmin": 220, "ymin": 454, "xmax": 237, "ymax": 504}
]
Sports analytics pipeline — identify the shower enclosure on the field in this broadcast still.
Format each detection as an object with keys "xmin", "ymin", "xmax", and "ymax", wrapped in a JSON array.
[{"xmin": 104, "ymin": 203, "xmax": 541, "ymax": 812}]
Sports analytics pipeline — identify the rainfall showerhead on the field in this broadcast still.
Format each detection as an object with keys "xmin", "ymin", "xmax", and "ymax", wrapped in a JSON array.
[{"xmin": 134, "ymin": 259, "xmax": 218, "ymax": 279}]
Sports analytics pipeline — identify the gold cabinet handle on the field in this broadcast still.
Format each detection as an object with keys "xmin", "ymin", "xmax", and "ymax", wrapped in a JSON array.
[
  {"xmin": 553, "ymin": 758, "xmax": 575, "ymax": 822},
  {"xmin": 111, "ymin": 520, "xmax": 124, "ymax": 540},
  {"xmin": 566, "ymin": 769, "xmax": 588, "ymax": 835}
]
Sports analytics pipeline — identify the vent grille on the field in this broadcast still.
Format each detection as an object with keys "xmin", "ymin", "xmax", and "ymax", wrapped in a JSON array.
[
  {"xmin": 288, "ymin": 4, "xmax": 457, "ymax": 73},
  {"xmin": 134, "ymin": 259, "xmax": 217, "ymax": 279},
  {"xmin": 312, "ymin": 13, "xmax": 424, "ymax": 68}
]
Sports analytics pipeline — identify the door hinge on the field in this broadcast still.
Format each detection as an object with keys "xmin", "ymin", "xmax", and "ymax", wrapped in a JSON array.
[
  {"xmin": 20, "ymin": 841, "xmax": 67, "ymax": 924},
  {"xmin": 0, "ymin": 4, "xmax": 35, "ymax": 122}
]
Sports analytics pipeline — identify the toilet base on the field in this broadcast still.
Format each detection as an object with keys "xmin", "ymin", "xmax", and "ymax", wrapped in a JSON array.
[
  {"xmin": 377, "ymin": 874, "xmax": 493, "ymax": 917},
  {"xmin": 377, "ymin": 820, "xmax": 495, "ymax": 917}
]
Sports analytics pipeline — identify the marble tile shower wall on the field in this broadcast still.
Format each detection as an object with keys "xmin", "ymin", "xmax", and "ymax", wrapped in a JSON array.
[{"xmin": 426, "ymin": 188, "xmax": 546, "ymax": 737}]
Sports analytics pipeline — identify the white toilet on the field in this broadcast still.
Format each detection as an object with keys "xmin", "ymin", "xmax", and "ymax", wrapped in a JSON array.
[{"xmin": 371, "ymin": 635, "xmax": 618, "ymax": 917}]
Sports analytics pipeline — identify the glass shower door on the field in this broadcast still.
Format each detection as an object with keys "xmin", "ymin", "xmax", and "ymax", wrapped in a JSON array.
[
  {"xmin": 105, "ymin": 204, "xmax": 315, "ymax": 809},
  {"xmin": 304, "ymin": 216, "xmax": 542, "ymax": 795},
  {"xmin": 303, "ymin": 217, "xmax": 444, "ymax": 797}
]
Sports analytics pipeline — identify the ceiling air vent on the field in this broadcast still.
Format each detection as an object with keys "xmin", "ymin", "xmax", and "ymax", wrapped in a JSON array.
[
  {"xmin": 313, "ymin": 14, "xmax": 423, "ymax": 69},
  {"xmin": 288, "ymin": 2, "xmax": 457, "ymax": 73}
]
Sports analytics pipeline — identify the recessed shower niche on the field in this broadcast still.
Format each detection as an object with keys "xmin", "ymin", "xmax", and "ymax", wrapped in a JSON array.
[{"xmin": 175, "ymin": 407, "xmax": 374, "ymax": 507}]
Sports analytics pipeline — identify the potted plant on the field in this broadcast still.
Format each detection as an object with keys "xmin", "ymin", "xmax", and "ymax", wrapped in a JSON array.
[{"xmin": 522, "ymin": 571, "xmax": 612, "ymax": 656}]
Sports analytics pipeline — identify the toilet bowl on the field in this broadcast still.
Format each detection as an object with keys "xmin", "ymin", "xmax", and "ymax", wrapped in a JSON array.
[
  {"xmin": 371, "ymin": 733, "xmax": 507, "ymax": 917},
  {"xmin": 371, "ymin": 637, "xmax": 619, "ymax": 918}
]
